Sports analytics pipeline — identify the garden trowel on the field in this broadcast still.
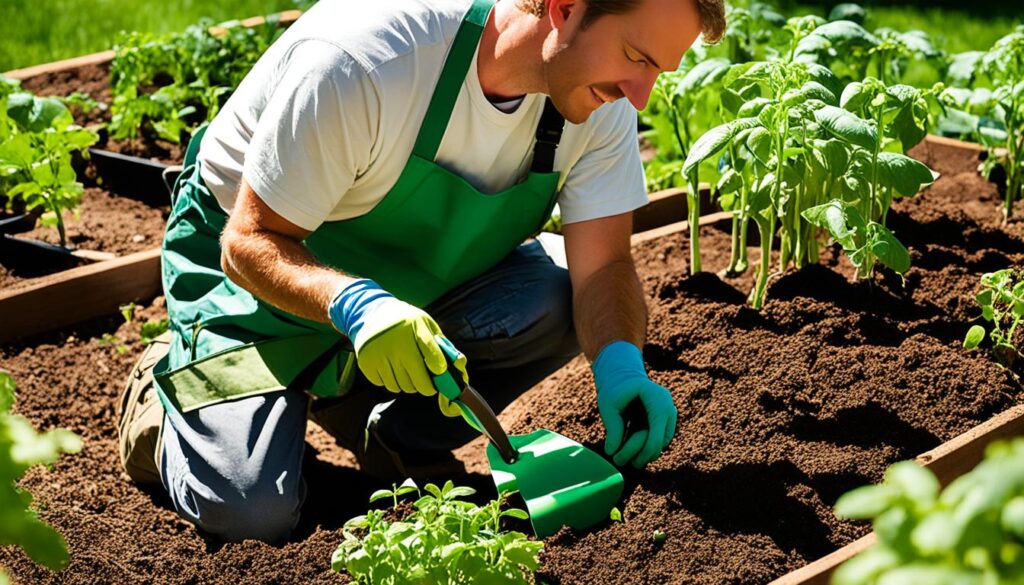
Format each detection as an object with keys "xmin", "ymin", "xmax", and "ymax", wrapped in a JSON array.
[{"xmin": 432, "ymin": 336, "xmax": 624, "ymax": 538}]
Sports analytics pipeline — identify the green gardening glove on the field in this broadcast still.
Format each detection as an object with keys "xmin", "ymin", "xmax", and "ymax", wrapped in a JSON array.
[{"xmin": 329, "ymin": 279, "xmax": 466, "ymax": 417}]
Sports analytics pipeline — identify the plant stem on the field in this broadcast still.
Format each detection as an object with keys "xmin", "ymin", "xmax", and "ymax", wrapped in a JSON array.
[
  {"xmin": 46, "ymin": 193, "xmax": 67, "ymax": 248},
  {"xmin": 751, "ymin": 213, "xmax": 775, "ymax": 310},
  {"xmin": 738, "ymin": 201, "xmax": 750, "ymax": 272},
  {"xmin": 688, "ymin": 188, "xmax": 701, "ymax": 274}
]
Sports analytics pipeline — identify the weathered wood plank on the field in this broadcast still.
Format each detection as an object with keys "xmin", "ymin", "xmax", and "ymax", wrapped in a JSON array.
[{"xmin": 0, "ymin": 248, "xmax": 161, "ymax": 343}]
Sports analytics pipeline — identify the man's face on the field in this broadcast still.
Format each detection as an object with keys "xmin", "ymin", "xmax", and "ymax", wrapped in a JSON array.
[{"xmin": 541, "ymin": 0, "xmax": 702, "ymax": 124}]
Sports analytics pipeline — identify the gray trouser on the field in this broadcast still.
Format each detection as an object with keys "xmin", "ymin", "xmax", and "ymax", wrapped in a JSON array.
[{"xmin": 158, "ymin": 239, "xmax": 579, "ymax": 543}]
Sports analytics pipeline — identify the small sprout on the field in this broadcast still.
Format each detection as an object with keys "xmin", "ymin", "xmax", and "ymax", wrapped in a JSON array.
[
  {"xmin": 610, "ymin": 507, "xmax": 623, "ymax": 522},
  {"xmin": 119, "ymin": 302, "xmax": 137, "ymax": 323},
  {"xmin": 653, "ymin": 529, "xmax": 667, "ymax": 543}
]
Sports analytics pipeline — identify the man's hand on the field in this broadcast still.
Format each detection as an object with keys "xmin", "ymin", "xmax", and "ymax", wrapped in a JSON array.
[
  {"xmin": 329, "ymin": 279, "xmax": 465, "ymax": 417},
  {"xmin": 592, "ymin": 341, "xmax": 677, "ymax": 468}
]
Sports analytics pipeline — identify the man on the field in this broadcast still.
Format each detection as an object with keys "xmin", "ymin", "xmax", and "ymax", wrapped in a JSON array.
[{"xmin": 117, "ymin": 0, "xmax": 725, "ymax": 543}]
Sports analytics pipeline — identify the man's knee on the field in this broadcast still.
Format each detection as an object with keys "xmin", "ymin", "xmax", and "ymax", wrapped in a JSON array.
[
  {"xmin": 160, "ymin": 410, "xmax": 306, "ymax": 544},
  {"xmin": 169, "ymin": 467, "xmax": 303, "ymax": 543}
]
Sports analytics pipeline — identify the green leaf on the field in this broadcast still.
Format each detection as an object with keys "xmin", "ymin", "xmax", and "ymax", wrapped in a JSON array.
[
  {"xmin": 717, "ymin": 168, "xmax": 742, "ymax": 194},
  {"xmin": 6, "ymin": 93, "xmax": 72, "ymax": 132},
  {"xmin": 911, "ymin": 511, "xmax": 958, "ymax": 556},
  {"xmin": 964, "ymin": 325, "xmax": 986, "ymax": 349},
  {"xmin": 676, "ymin": 58, "xmax": 731, "ymax": 98},
  {"xmin": 609, "ymin": 507, "xmax": 623, "ymax": 522},
  {"xmin": 682, "ymin": 117, "xmax": 761, "ymax": 177},
  {"xmin": 803, "ymin": 200, "xmax": 857, "ymax": 249},
  {"xmin": 805, "ymin": 63, "xmax": 843, "ymax": 99},
  {"xmin": 815, "ymin": 105, "xmax": 878, "ymax": 150},
  {"xmin": 876, "ymin": 565, "xmax": 983, "ymax": 585},
  {"xmin": 828, "ymin": 3, "xmax": 866, "ymax": 25},
  {"xmin": 0, "ymin": 371, "xmax": 14, "ymax": 413},
  {"xmin": 880, "ymin": 153, "xmax": 937, "ymax": 196},
  {"xmin": 840, "ymin": 81, "xmax": 871, "ymax": 112},
  {"xmin": 369, "ymin": 489, "xmax": 393, "ymax": 504},
  {"xmin": 744, "ymin": 127, "xmax": 773, "ymax": 165},
  {"xmin": 446, "ymin": 486, "xmax": 476, "ymax": 499},
  {"xmin": 798, "ymin": 81, "xmax": 837, "ymax": 106},
  {"xmin": 832, "ymin": 547, "xmax": 901, "ymax": 585},
  {"xmin": 835, "ymin": 484, "xmax": 900, "ymax": 519},
  {"xmin": 1002, "ymin": 496, "xmax": 1024, "ymax": 540},
  {"xmin": 884, "ymin": 461, "xmax": 939, "ymax": 506},
  {"xmin": 870, "ymin": 223, "xmax": 911, "ymax": 274},
  {"xmin": 807, "ymin": 20, "xmax": 880, "ymax": 49},
  {"xmin": 501, "ymin": 508, "xmax": 529, "ymax": 521}
]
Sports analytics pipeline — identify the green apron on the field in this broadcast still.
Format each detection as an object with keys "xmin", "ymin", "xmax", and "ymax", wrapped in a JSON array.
[{"xmin": 154, "ymin": 0, "xmax": 565, "ymax": 414}]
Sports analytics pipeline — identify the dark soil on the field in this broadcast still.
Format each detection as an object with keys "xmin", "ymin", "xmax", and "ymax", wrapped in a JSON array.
[
  {"xmin": 1, "ymin": 139, "xmax": 1022, "ymax": 584},
  {"xmin": 17, "ymin": 61, "xmax": 186, "ymax": 165},
  {"xmin": 0, "ymin": 186, "xmax": 169, "ymax": 292}
]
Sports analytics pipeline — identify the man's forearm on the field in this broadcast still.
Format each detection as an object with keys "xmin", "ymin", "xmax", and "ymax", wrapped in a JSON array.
[
  {"xmin": 220, "ymin": 227, "xmax": 354, "ymax": 324},
  {"xmin": 573, "ymin": 258, "xmax": 647, "ymax": 361}
]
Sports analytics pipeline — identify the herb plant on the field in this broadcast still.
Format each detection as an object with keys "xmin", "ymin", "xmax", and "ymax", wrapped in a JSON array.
[
  {"xmin": 109, "ymin": 16, "xmax": 285, "ymax": 143},
  {"xmin": 0, "ymin": 371, "xmax": 81, "ymax": 583},
  {"xmin": 333, "ymin": 479, "xmax": 543, "ymax": 584},
  {"xmin": 0, "ymin": 77, "xmax": 99, "ymax": 247},
  {"xmin": 964, "ymin": 269, "xmax": 1024, "ymax": 370},
  {"xmin": 832, "ymin": 439, "xmax": 1024, "ymax": 585}
]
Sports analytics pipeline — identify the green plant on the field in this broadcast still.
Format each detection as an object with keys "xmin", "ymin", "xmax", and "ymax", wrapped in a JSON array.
[
  {"xmin": 118, "ymin": 302, "xmax": 169, "ymax": 345},
  {"xmin": 140, "ymin": 319, "xmax": 170, "ymax": 345},
  {"xmin": 333, "ymin": 479, "xmax": 543, "ymax": 584},
  {"xmin": 609, "ymin": 507, "xmax": 623, "ymax": 523},
  {"xmin": 947, "ymin": 27, "xmax": 1024, "ymax": 221},
  {"xmin": 794, "ymin": 17, "xmax": 947, "ymax": 88},
  {"xmin": 802, "ymin": 78, "xmax": 938, "ymax": 281},
  {"xmin": 0, "ymin": 371, "xmax": 81, "ymax": 584},
  {"xmin": 109, "ymin": 16, "xmax": 286, "ymax": 143},
  {"xmin": 97, "ymin": 333, "xmax": 128, "ymax": 355},
  {"xmin": 964, "ymin": 269, "xmax": 1024, "ymax": 370},
  {"xmin": 831, "ymin": 439, "xmax": 1024, "ymax": 584},
  {"xmin": 0, "ymin": 77, "xmax": 99, "ymax": 247}
]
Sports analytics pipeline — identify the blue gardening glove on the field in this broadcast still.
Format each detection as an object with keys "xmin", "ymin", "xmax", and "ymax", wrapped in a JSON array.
[
  {"xmin": 592, "ymin": 341, "xmax": 678, "ymax": 468},
  {"xmin": 328, "ymin": 279, "xmax": 466, "ymax": 417}
]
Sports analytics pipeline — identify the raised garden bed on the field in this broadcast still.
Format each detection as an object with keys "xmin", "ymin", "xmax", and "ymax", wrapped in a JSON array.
[
  {"xmin": 0, "ymin": 134, "xmax": 1021, "ymax": 583},
  {"xmin": 5, "ymin": 11, "xmax": 301, "ymax": 154},
  {"xmin": 0, "ymin": 185, "xmax": 167, "ymax": 290}
]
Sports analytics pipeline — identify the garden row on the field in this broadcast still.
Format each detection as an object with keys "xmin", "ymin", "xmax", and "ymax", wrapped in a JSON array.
[{"xmin": 2, "ymin": 1, "xmax": 1024, "ymax": 585}]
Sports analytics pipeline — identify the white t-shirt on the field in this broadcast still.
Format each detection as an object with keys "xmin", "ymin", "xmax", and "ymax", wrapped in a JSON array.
[{"xmin": 198, "ymin": 0, "xmax": 648, "ymax": 232}]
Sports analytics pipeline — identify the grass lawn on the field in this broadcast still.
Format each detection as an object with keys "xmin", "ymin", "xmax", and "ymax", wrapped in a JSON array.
[
  {"xmin": 0, "ymin": 0, "xmax": 301, "ymax": 72},
  {"xmin": 788, "ymin": 3, "xmax": 1022, "ymax": 54}
]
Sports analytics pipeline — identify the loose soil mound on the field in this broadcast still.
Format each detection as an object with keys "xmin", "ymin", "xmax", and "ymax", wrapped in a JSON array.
[
  {"xmin": 0, "ymin": 186, "xmax": 169, "ymax": 292},
  {"xmin": 1, "ymin": 139, "xmax": 1022, "ymax": 584}
]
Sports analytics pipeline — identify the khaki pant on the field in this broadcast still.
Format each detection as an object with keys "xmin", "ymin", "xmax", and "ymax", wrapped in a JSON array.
[{"xmin": 116, "ymin": 332, "xmax": 172, "ymax": 484}]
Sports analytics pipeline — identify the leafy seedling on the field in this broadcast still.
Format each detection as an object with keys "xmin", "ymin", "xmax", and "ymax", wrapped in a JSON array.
[
  {"xmin": 963, "ymin": 268, "xmax": 1024, "ymax": 369},
  {"xmin": 610, "ymin": 506, "xmax": 623, "ymax": 523},
  {"xmin": 334, "ymin": 479, "xmax": 542, "ymax": 584}
]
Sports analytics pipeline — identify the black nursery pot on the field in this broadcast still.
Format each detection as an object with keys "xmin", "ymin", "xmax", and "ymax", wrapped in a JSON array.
[
  {"xmin": 88, "ymin": 148, "xmax": 173, "ymax": 206},
  {"xmin": 0, "ymin": 234, "xmax": 85, "ymax": 276}
]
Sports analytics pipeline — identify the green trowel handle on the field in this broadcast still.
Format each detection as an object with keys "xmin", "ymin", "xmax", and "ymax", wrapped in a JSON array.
[{"xmin": 432, "ymin": 335, "xmax": 519, "ymax": 464}]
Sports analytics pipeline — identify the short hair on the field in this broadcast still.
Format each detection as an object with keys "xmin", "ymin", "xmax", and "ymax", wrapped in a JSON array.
[{"xmin": 517, "ymin": 0, "xmax": 727, "ymax": 44}]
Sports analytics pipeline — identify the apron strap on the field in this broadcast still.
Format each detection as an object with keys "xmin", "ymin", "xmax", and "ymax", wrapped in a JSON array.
[
  {"xmin": 412, "ymin": 0, "xmax": 494, "ymax": 161},
  {"xmin": 531, "ymin": 98, "xmax": 565, "ymax": 173}
]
